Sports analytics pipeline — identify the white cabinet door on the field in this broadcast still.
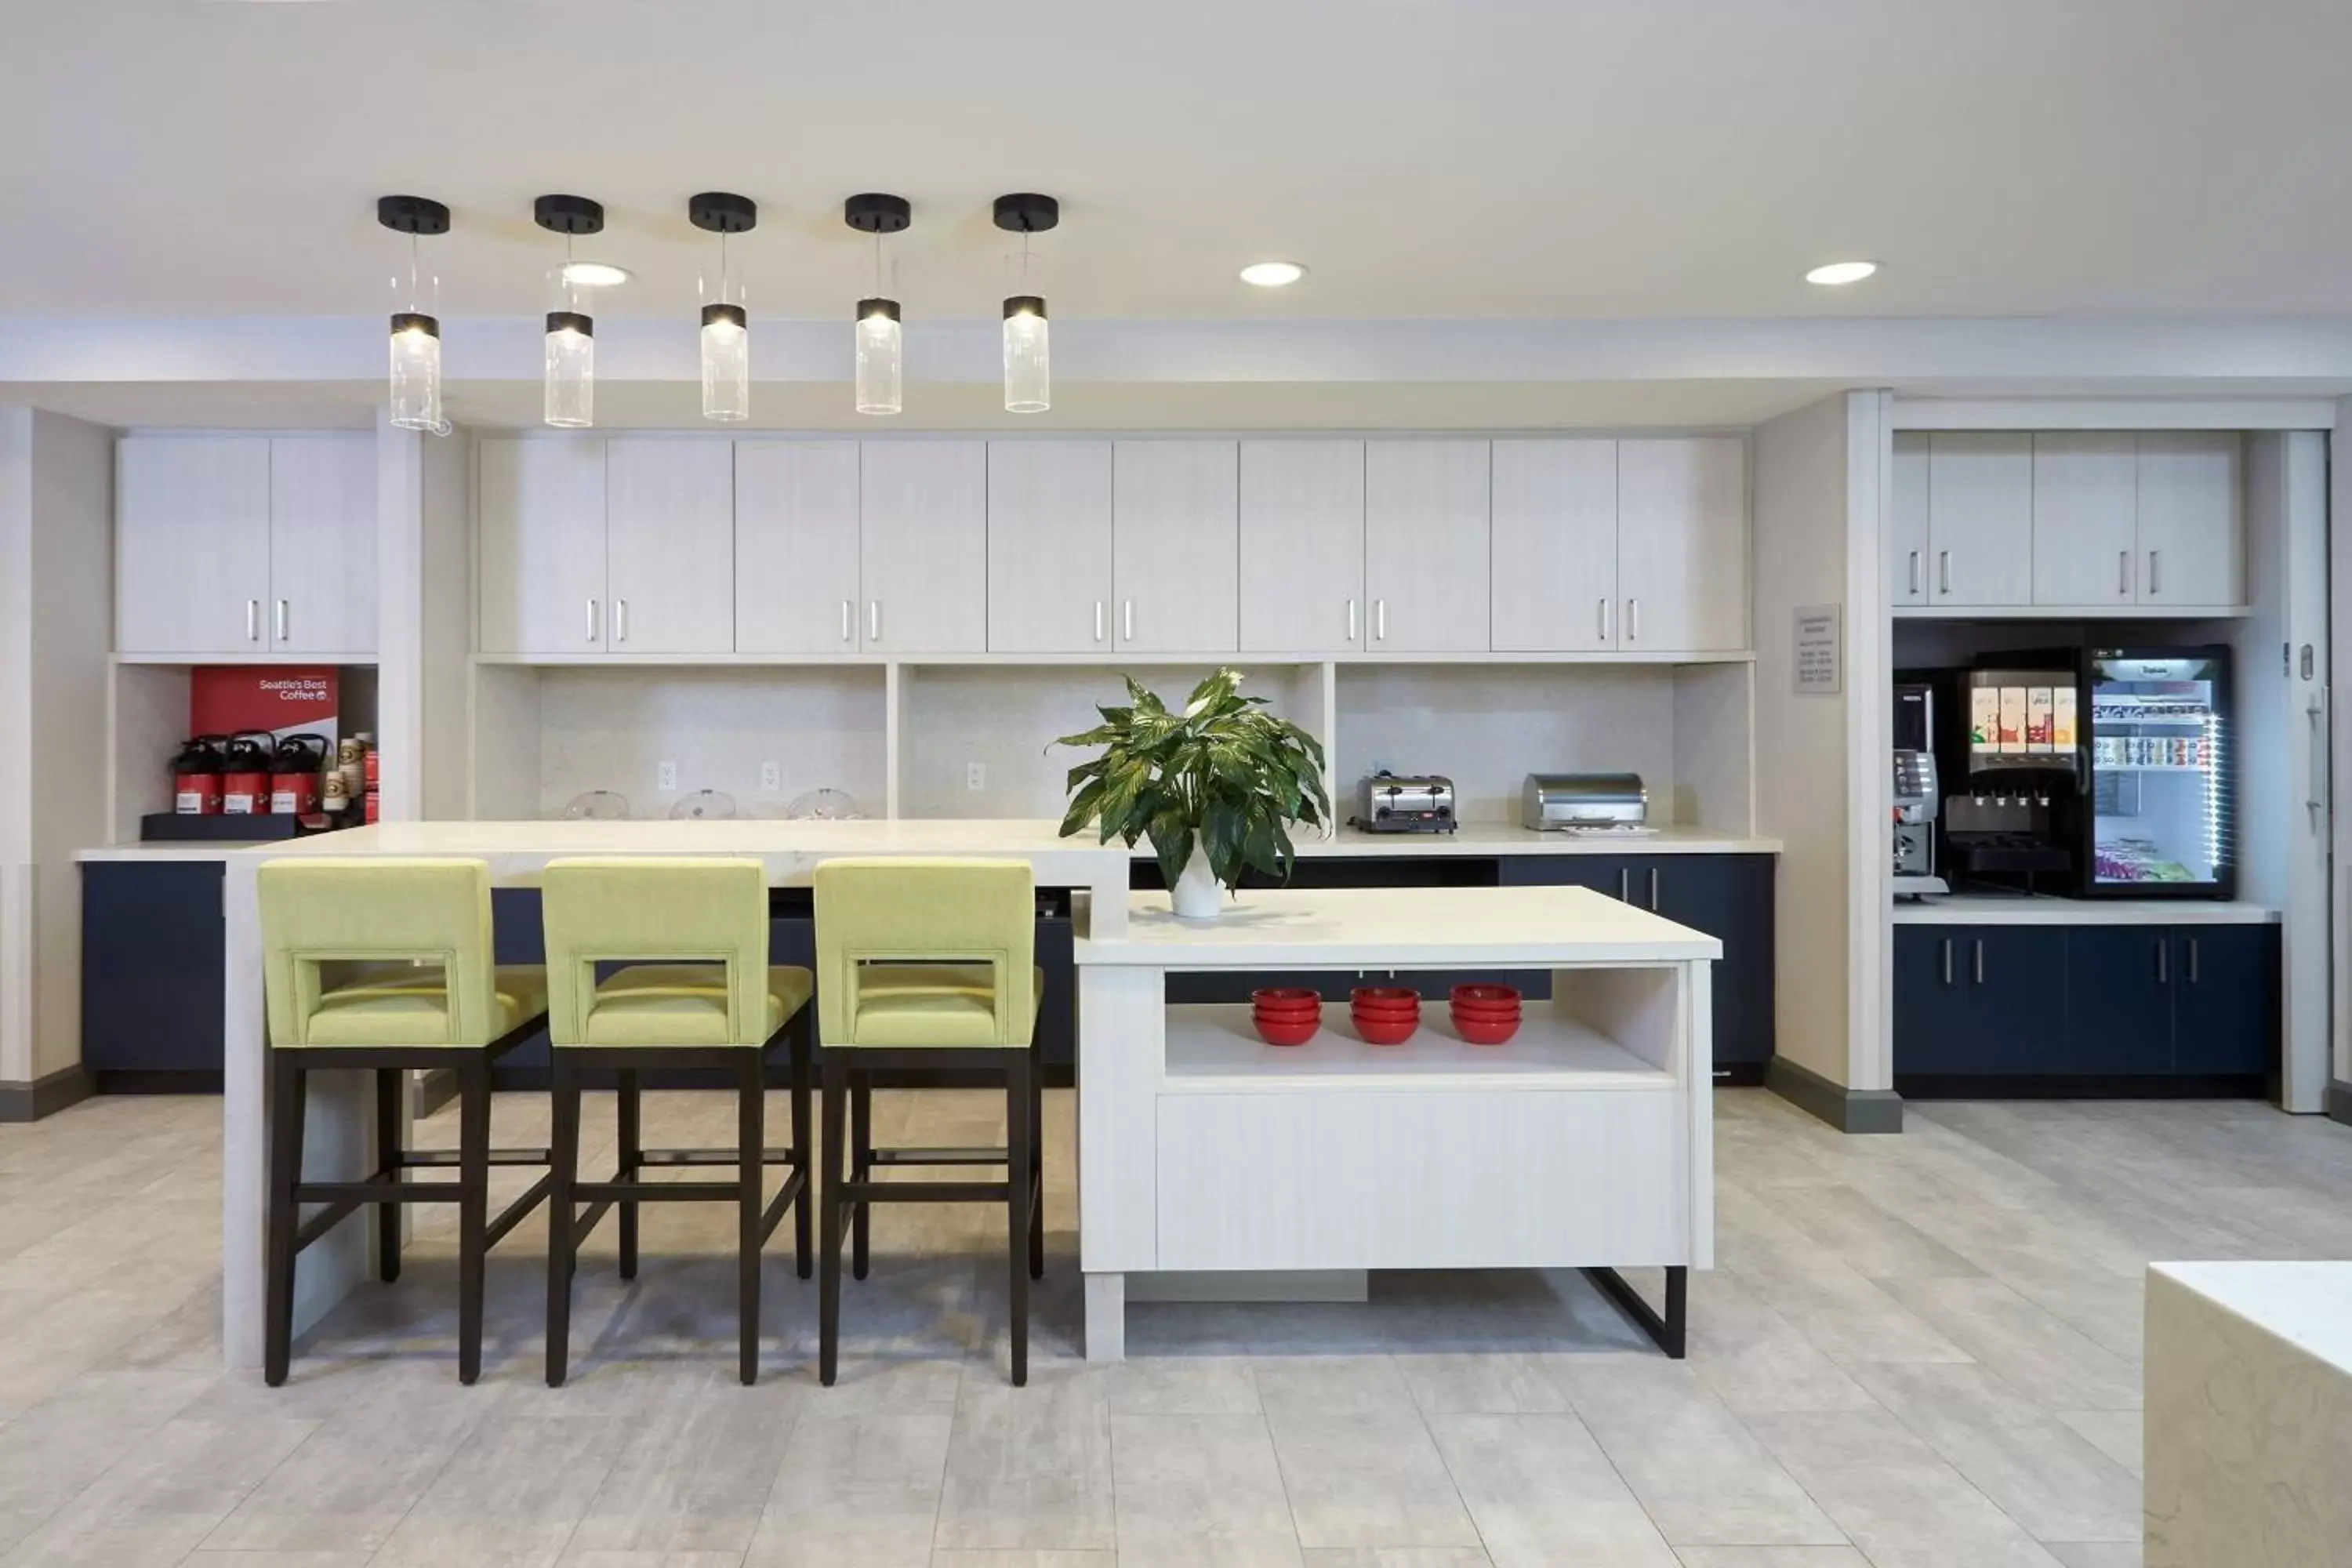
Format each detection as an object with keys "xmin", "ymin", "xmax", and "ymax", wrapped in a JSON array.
[
  {"xmin": 2137, "ymin": 432, "xmax": 2244, "ymax": 608},
  {"xmin": 734, "ymin": 440, "xmax": 862, "ymax": 654},
  {"xmin": 1490, "ymin": 438, "xmax": 1618, "ymax": 651},
  {"xmin": 477, "ymin": 437, "xmax": 608, "ymax": 655},
  {"xmin": 1238, "ymin": 439, "xmax": 1365, "ymax": 654},
  {"xmin": 1926, "ymin": 433, "xmax": 2033, "ymax": 607},
  {"xmin": 1615, "ymin": 436, "xmax": 1748, "ymax": 652},
  {"xmin": 1112, "ymin": 440, "xmax": 1238, "ymax": 654},
  {"xmin": 2030, "ymin": 433, "xmax": 2138, "ymax": 607},
  {"xmin": 987, "ymin": 440, "xmax": 1114, "ymax": 653},
  {"xmin": 1889, "ymin": 433, "xmax": 1929, "ymax": 608},
  {"xmin": 1364, "ymin": 440, "xmax": 1490, "ymax": 652},
  {"xmin": 114, "ymin": 435, "xmax": 272, "ymax": 655},
  {"xmin": 858, "ymin": 440, "xmax": 987, "ymax": 654},
  {"xmin": 604, "ymin": 437, "xmax": 735, "ymax": 654},
  {"xmin": 267, "ymin": 435, "xmax": 377, "ymax": 655}
]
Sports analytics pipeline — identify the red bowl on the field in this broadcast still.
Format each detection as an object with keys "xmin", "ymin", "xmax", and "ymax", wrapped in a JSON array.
[
  {"xmin": 1254, "ymin": 1000, "xmax": 1323, "ymax": 1021},
  {"xmin": 1254, "ymin": 988, "xmax": 1322, "ymax": 1012},
  {"xmin": 1352, "ymin": 986, "xmax": 1421, "ymax": 1009},
  {"xmin": 1451, "ymin": 984, "xmax": 1523, "ymax": 1010},
  {"xmin": 1354, "ymin": 1013, "xmax": 1418, "ymax": 1046},
  {"xmin": 1254, "ymin": 1014, "xmax": 1320, "ymax": 1047},
  {"xmin": 1349, "ymin": 1004, "xmax": 1422, "ymax": 1025},
  {"xmin": 1450, "ymin": 1003, "xmax": 1523, "ymax": 1023},
  {"xmin": 1454, "ymin": 1012, "xmax": 1521, "ymax": 1046}
]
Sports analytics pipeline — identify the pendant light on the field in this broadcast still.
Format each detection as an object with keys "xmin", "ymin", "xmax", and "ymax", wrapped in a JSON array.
[
  {"xmin": 376, "ymin": 195, "xmax": 451, "ymax": 435},
  {"xmin": 535, "ymin": 194, "xmax": 603, "ymax": 429},
  {"xmin": 845, "ymin": 194, "xmax": 909, "ymax": 416},
  {"xmin": 689, "ymin": 191, "xmax": 756, "ymax": 423},
  {"xmin": 994, "ymin": 193, "xmax": 1057, "ymax": 414}
]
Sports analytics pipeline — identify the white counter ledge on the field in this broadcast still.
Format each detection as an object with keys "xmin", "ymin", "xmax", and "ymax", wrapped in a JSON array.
[
  {"xmin": 1301, "ymin": 824, "xmax": 1780, "ymax": 857},
  {"xmin": 1892, "ymin": 892, "xmax": 2278, "ymax": 925},
  {"xmin": 76, "ymin": 841, "xmax": 269, "ymax": 862}
]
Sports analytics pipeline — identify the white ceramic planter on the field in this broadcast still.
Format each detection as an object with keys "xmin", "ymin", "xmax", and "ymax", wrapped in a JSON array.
[{"xmin": 1169, "ymin": 844, "xmax": 1225, "ymax": 920}]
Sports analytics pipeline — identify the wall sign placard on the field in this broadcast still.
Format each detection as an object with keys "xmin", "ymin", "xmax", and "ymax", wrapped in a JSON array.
[{"xmin": 1794, "ymin": 605, "xmax": 1842, "ymax": 695}]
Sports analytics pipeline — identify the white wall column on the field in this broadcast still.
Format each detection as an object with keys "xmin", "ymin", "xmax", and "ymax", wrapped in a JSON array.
[{"xmin": 374, "ymin": 421, "xmax": 471, "ymax": 822}]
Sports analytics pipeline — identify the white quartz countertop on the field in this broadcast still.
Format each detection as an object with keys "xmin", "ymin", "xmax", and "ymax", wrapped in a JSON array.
[
  {"xmin": 1892, "ymin": 893, "xmax": 2278, "ymax": 926},
  {"xmin": 77, "ymin": 841, "xmax": 270, "ymax": 862},
  {"xmin": 1074, "ymin": 884, "xmax": 1720, "ymax": 967},
  {"xmin": 2151, "ymin": 1262, "xmax": 2352, "ymax": 1374},
  {"xmin": 1303, "ymin": 823, "xmax": 1779, "ymax": 857}
]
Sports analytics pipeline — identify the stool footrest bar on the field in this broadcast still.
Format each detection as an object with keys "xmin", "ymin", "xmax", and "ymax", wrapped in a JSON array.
[
  {"xmin": 841, "ymin": 1179, "xmax": 1009, "ymax": 1205},
  {"xmin": 870, "ymin": 1146, "xmax": 1008, "ymax": 1167}
]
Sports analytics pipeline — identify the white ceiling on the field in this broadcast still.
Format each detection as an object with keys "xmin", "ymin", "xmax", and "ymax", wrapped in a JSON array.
[{"xmin": 9, "ymin": 0, "xmax": 2352, "ymax": 323}]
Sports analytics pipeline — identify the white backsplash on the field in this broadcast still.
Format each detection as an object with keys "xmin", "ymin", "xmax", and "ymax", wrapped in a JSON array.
[{"xmin": 536, "ymin": 667, "xmax": 887, "ymax": 820}]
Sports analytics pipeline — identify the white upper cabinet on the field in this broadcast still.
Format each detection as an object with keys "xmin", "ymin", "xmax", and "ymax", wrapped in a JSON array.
[
  {"xmin": 1490, "ymin": 439, "xmax": 1619, "ymax": 651},
  {"xmin": 858, "ymin": 440, "xmax": 987, "ymax": 654},
  {"xmin": 265, "ymin": 436, "xmax": 378, "ymax": 655},
  {"xmin": 604, "ymin": 437, "xmax": 735, "ymax": 654},
  {"xmin": 987, "ymin": 441, "xmax": 1114, "ymax": 653},
  {"xmin": 2030, "ymin": 433, "xmax": 2140, "ymax": 608},
  {"xmin": 1364, "ymin": 440, "xmax": 1490, "ymax": 652},
  {"xmin": 477, "ymin": 437, "xmax": 608, "ymax": 655},
  {"xmin": 2136, "ymin": 432, "xmax": 2243, "ymax": 608},
  {"xmin": 1926, "ymin": 432, "xmax": 2034, "ymax": 608},
  {"xmin": 1239, "ymin": 440, "xmax": 1365, "ymax": 654},
  {"xmin": 117, "ymin": 434, "xmax": 376, "ymax": 657},
  {"xmin": 1112, "ymin": 440, "xmax": 1238, "ymax": 654},
  {"xmin": 1889, "ymin": 433, "xmax": 1929, "ymax": 608},
  {"xmin": 1616, "ymin": 437, "xmax": 1748, "ymax": 652},
  {"xmin": 735, "ymin": 440, "xmax": 862, "ymax": 654}
]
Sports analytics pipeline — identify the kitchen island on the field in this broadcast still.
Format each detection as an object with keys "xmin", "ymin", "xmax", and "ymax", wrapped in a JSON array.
[{"xmin": 1073, "ymin": 884, "xmax": 1719, "ymax": 1360}]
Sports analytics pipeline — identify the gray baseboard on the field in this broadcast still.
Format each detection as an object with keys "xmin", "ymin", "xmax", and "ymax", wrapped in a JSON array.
[
  {"xmin": 2328, "ymin": 1079, "xmax": 2352, "ymax": 1130},
  {"xmin": 1766, "ymin": 1055, "xmax": 1904, "ymax": 1134},
  {"xmin": 414, "ymin": 1068, "xmax": 459, "ymax": 1120},
  {"xmin": 0, "ymin": 1064, "xmax": 96, "ymax": 1123}
]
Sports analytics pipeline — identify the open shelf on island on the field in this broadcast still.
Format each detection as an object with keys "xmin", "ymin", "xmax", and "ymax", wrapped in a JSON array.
[{"xmin": 1161, "ymin": 1003, "xmax": 1675, "ymax": 1091}]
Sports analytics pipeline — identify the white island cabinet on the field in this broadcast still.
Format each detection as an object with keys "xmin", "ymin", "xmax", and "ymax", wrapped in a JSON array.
[{"xmin": 1073, "ymin": 884, "xmax": 1717, "ymax": 1361}]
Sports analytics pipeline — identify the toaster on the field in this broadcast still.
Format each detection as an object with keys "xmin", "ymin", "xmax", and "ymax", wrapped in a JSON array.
[
  {"xmin": 1352, "ymin": 771, "xmax": 1457, "ymax": 833},
  {"xmin": 1523, "ymin": 772, "xmax": 1650, "ymax": 833}
]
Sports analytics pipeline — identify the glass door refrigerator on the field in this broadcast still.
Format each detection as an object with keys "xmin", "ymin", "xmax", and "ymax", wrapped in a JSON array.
[{"xmin": 2078, "ymin": 646, "xmax": 2234, "ymax": 898}]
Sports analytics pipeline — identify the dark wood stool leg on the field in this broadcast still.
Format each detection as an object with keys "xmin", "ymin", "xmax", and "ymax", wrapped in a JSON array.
[
  {"xmin": 616, "ymin": 1066, "xmax": 641, "ymax": 1281},
  {"xmin": 850, "ymin": 1073, "xmax": 872, "ymax": 1280},
  {"xmin": 789, "ymin": 1011, "xmax": 814, "ymax": 1279},
  {"xmin": 818, "ymin": 1051, "xmax": 847, "ymax": 1386},
  {"xmin": 263, "ymin": 1051, "xmax": 307, "ymax": 1388},
  {"xmin": 1028, "ymin": 1042, "xmax": 1046, "ymax": 1280},
  {"xmin": 545, "ymin": 1050, "xmax": 579, "ymax": 1388},
  {"xmin": 456, "ymin": 1056, "xmax": 491, "ymax": 1385},
  {"xmin": 1005, "ymin": 1053, "xmax": 1032, "ymax": 1387},
  {"xmin": 375, "ymin": 1066, "xmax": 403, "ymax": 1283},
  {"xmin": 738, "ymin": 1050, "xmax": 764, "ymax": 1386}
]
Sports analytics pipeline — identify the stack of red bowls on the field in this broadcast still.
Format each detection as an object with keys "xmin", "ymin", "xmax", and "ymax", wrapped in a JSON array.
[
  {"xmin": 1450, "ymin": 983, "xmax": 1523, "ymax": 1044},
  {"xmin": 1350, "ymin": 985, "xmax": 1422, "ymax": 1045},
  {"xmin": 1251, "ymin": 987, "xmax": 1323, "ymax": 1047}
]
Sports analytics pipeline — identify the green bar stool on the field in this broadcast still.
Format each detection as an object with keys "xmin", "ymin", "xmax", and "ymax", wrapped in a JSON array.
[
  {"xmin": 539, "ymin": 856, "xmax": 815, "ymax": 1387},
  {"xmin": 259, "ymin": 857, "xmax": 552, "ymax": 1386},
  {"xmin": 814, "ymin": 857, "xmax": 1045, "ymax": 1386}
]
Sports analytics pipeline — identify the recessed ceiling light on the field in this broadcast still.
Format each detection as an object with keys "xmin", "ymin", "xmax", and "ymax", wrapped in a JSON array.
[
  {"xmin": 561, "ymin": 260, "xmax": 632, "ymax": 288},
  {"xmin": 1805, "ymin": 260, "xmax": 1878, "ymax": 286},
  {"xmin": 1240, "ymin": 261, "xmax": 1305, "ymax": 288}
]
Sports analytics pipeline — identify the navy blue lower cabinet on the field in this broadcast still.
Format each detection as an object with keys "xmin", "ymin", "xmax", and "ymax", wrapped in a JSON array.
[
  {"xmin": 2064, "ymin": 926, "xmax": 2174, "ymax": 1076},
  {"xmin": 1951, "ymin": 927, "xmax": 2071, "ymax": 1076},
  {"xmin": 1892, "ymin": 927, "xmax": 1967, "ymax": 1075},
  {"xmin": 82, "ymin": 860, "xmax": 228, "ymax": 1089},
  {"xmin": 2170, "ymin": 925, "xmax": 2278, "ymax": 1080}
]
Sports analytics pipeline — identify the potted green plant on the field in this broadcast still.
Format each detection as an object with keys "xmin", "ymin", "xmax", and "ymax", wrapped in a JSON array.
[{"xmin": 1056, "ymin": 668, "xmax": 1331, "ymax": 920}]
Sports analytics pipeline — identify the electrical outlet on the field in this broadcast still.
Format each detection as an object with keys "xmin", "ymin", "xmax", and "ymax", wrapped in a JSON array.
[
  {"xmin": 760, "ymin": 761, "xmax": 782, "ymax": 792},
  {"xmin": 966, "ymin": 761, "xmax": 987, "ymax": 792},
  {"xmin": 656, "ymin": 760, "xmax": 677, "ymax": 793}
]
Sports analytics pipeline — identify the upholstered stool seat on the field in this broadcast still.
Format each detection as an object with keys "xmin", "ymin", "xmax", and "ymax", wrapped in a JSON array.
[
  {"xmin": 572, "ymin": 964, "xmax": 814, "ymax": 1047},
  {"xmin": 300, "ymin": 965, "xmax": 551, "ymax": 1047}
]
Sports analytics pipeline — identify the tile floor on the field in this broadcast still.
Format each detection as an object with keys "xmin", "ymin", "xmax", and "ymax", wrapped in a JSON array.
[{"xmin": 3, "ymin": 1086, "xmax": 2350, "ymax": 1566}]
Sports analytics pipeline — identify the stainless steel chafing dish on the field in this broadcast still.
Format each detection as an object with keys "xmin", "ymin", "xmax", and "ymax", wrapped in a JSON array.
[{"xmin": 1522, "ymin": 772, "xmax": 1650, "ymax": 833}]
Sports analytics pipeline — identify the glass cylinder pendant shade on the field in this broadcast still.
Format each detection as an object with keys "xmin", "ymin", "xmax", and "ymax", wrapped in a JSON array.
[
  {"xmin": 855, "ymin": 298, "xmax": 902, "ymax": 416},
  {"xmin": 701, "ymin": 303, "xmax": 750, "ymax": 423},
  {"xmin": 545, "ymin": 311, "xmax": 593, "ymax": 428},
  {"xmin": 1003, "ymin": 296, "xmax": 1049, "ymax": 413},
  {"xmin": 387, "ymin": 313, "xmax": 444, "ymax": 433}
]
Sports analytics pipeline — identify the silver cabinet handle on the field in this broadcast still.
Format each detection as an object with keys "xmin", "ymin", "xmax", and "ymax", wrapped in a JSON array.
[
  {"xmin": 586, "ymin": 598, "xmax": 599, "ymax": 644},
  {"xmin": 2119, "ymin": 550, "xmax": 2131, "ymax": 597},
  {"xmin": 1376, "ymin": 599, "xmax": 1387, "ymax": 641},
  {"xmin": 2149, "ymin": 550, "xmax": 2161, "ymax": 595},
  {"xmin": 1649, "ymin": 866, "xmax": 1661, "ymax": 912},
  {"xmin": 1973, "ymin": 939, "xmax": 1984, "ymax": 985},
  {"xmin": 1094, "ymin": 601, "xmax": 1105, "ymax": 642},
  {"xmin": 615, "ymin": 599, "xmax": 629, "ymax": 643},
  {"xmin": 2187, "ymin": 937, "xmax": 2199, "ymax": 985},
  {"xmin": 840, "ymin": 600, "xmax": 852, "ymax": 643},
  {"xmin": 1908, "ymin": 550, "xmax": 1922, "ymax": 596},
  {"xmin": 2157, "ymin": 940, "xmax": 2169, "ymax": 984},
  {"xmin": 1941, "ymin": 938, "xmax": 1953, "ymax": 986},
  {"xmin": 245, "ymin": 599, "xmax": 260, "ymax": 642},
  {"xmin": 1346, "ymin": 597, "xmax": 1358, "ymax": 642},
  {"xmin": 1627, "ymin": 599, "xmax": 1639, "ymax": 642},
  {"xmin": 2309, "ymin": 696, "xmax": 2328, "ymax": 816},
  {"xmin": 1618, "ymin": 867, "xmax": 1631, "ymax": 902},
  {"xmin": 274, "ymin": 599, "xmax": 288, "ymax": 641},
  {"xmin": 1598, "ymin": 597, "xmax": 1610, "ymax": 642},
  {"xmin": 869, "ymin": 601, "xmax": 880, "ymax": 644},
  {"xmin": 1939, "ymin": 551, "xmax": 1951, "ymax": 594},
  {"xmin": 1123, "ymin": 600, "xmax": 1134, "ymax": 641}
]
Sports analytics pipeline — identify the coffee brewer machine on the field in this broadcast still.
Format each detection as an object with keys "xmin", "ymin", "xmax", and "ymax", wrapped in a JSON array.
[
  {"xmin": 1939, "ymin": 664, "xmax": 2082, "ymax": 893},
  {"xmin": 1890, "ymin": 681, "xmax": 1945, "ymax": 895}
]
